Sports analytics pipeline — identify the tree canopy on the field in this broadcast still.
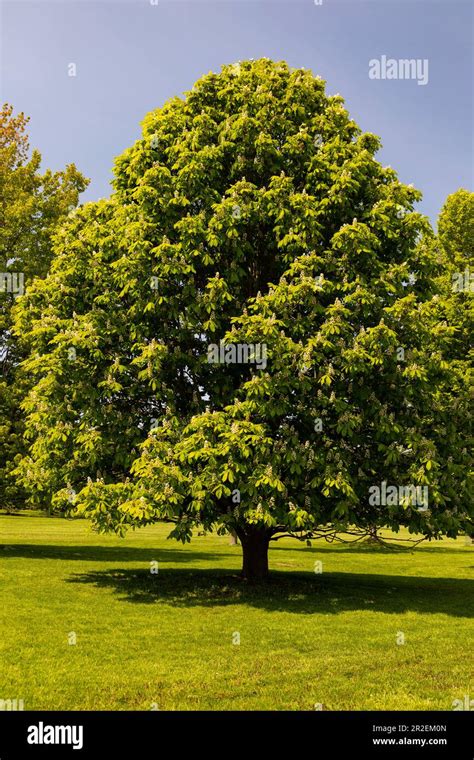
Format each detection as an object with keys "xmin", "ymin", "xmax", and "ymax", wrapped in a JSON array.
[
  {"xmin": 0, "ymin": 104, "xmax": 88, "ymax": 508},
  {"xmin": 13, "ymin": 60, "xmax": 472, "ymax": 577}
]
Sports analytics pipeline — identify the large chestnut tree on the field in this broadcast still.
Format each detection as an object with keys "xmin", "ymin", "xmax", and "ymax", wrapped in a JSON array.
[{"xmin": 14, "ymin": 60, "xmax": 472, "ymax": 578}]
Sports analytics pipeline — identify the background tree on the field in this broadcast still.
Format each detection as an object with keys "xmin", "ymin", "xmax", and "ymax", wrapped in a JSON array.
[
  {"xmin": 363, "ymin": 190, "xmax": 473, "ymax": 547},
  {"xmin": 431, "ymin": 189, "xmax": 474, "ymax": 539},
  {"xmin": 437, "ymin": 188, "xmax": 473, "ymax": 273},
  {"xmin": 14, "ymin": 61, "xmax": 472, "ymax": 576},
  {"xmin": 0, "ymin": 104, "xmax": 88, "ymax": 509}
]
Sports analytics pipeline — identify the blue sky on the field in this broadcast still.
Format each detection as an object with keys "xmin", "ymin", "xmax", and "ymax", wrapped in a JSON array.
[{"xmin": 1, "ymin": 0, "xmax": 472, "ymax": 224}]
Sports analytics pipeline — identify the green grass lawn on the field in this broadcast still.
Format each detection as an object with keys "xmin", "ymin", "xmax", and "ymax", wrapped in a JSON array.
[{"xmin": 0, "ymin": 513, "xmax": 472, "ymax": 711}]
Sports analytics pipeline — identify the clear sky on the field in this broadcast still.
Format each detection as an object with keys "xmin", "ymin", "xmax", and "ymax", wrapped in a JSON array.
[{"xmin": 1, "ymin": 0, "xmax": 472, "ymax": 225}]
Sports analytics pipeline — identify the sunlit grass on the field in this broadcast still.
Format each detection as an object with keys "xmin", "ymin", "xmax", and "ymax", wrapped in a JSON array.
[{"xmin": 0, "ymin": 513, "xmax": 472, "ymax": 710}]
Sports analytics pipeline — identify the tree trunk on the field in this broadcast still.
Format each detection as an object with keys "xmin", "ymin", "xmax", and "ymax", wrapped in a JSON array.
[
  {"xmin": 368, "ymin": 525, "xmax": 379, "ymax": 542},
  {"xmin": 238, "ymin": 527, "xmax": 270, "ymax": 581}
]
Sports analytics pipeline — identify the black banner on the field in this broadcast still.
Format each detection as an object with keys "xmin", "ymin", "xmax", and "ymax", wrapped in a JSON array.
[{"xmin": 0, "ymin": 711, "xmax": 471, "ymax": 757}]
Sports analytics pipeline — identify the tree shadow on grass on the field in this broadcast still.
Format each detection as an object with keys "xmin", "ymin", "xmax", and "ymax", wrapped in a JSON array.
[
  {"xmin": 271, "ymin": 541, "xmax": 470, "ymax": 555},
  {"xmin": 67, "ymin": 567, "xmax": 474, "ymax": 618},
  {"xmin": 1, "ymin": 541, "xmax": 467, "ymax": 562},
  {"xmin": 0, "ymin": 544, "xmax": 228, "ymax": 563}
]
